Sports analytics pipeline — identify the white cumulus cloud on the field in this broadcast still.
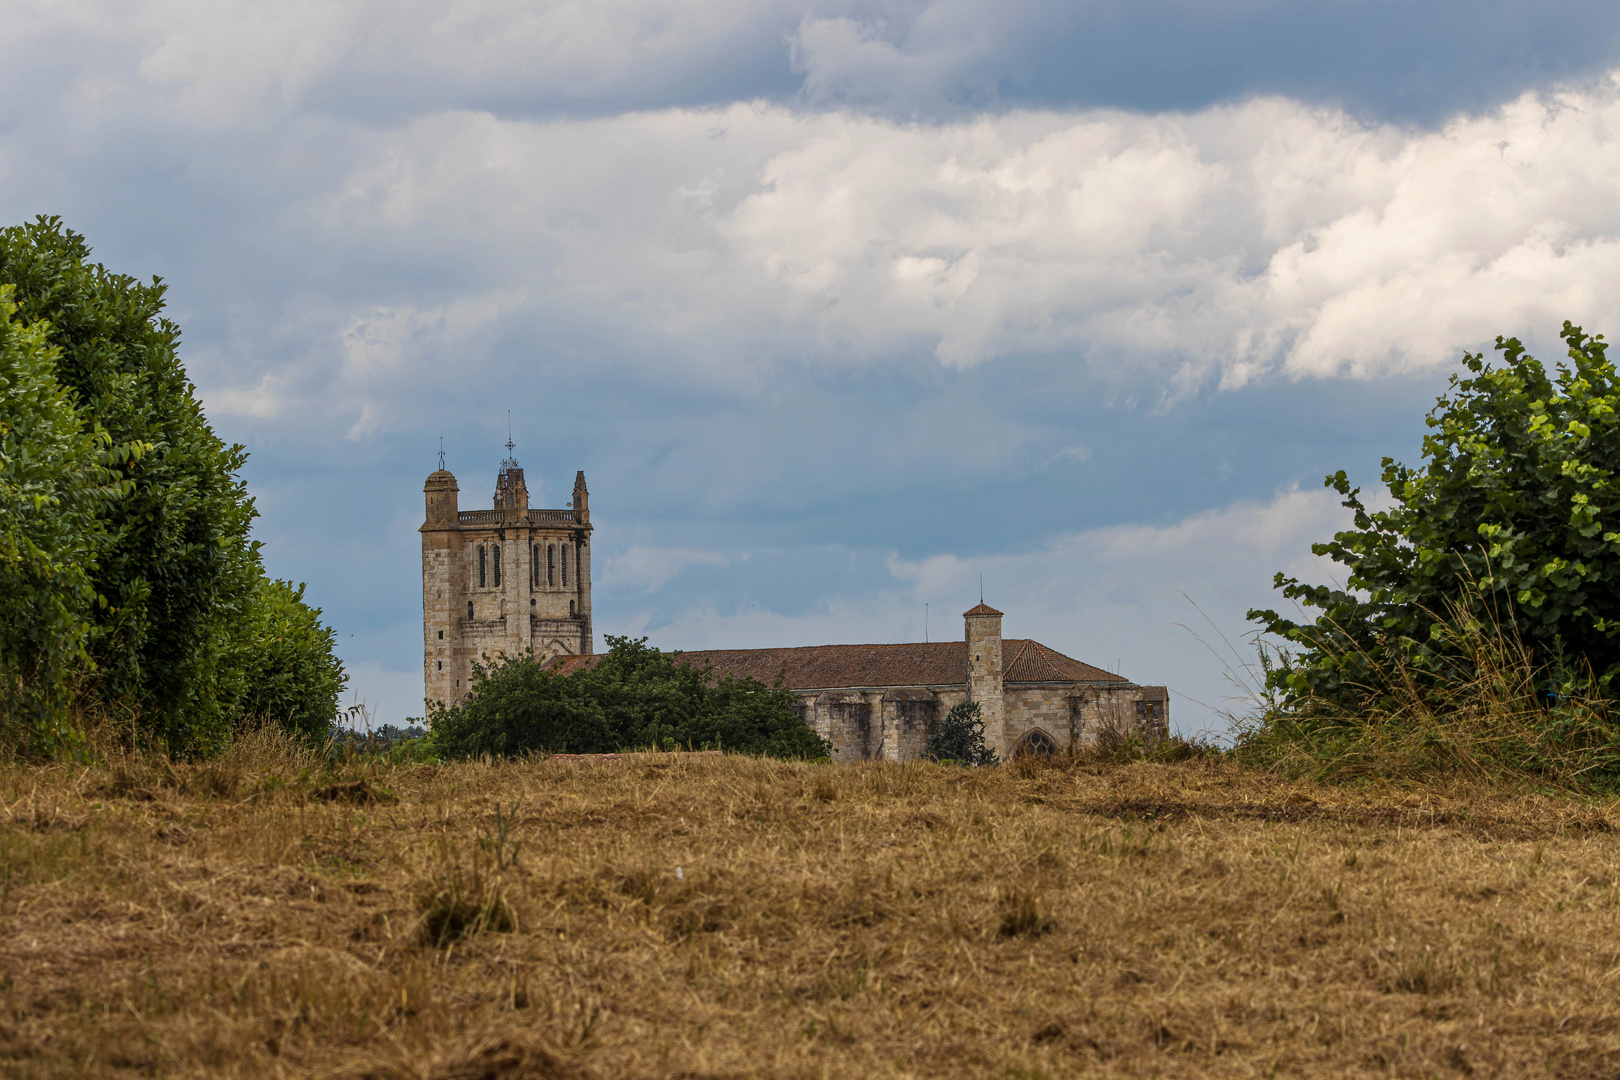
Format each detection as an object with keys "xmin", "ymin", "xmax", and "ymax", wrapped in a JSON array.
[{"xmin": 243, "ymin": 76, "xmax": 1620, "ymax": 434}]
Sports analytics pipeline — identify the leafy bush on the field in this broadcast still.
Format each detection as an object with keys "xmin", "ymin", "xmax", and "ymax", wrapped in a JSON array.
[
  {"xmin": 0, "ymin": 217, "xmax": 345, "ymax": 753},
  {"xmin": 1236, "ymin": 584, "xmax": 1620, "ymax": 789},
  {"xmin": 234, "ymin": 579, "xmax": 348, "ymax": 743},
  {"xmin": 426, "ymin": 635, "xmax": 831, "ymax": 760},
  {"xmin": 1252, "ymin": 323, "xmax": 1620, "ymax": 706},
  {"xmin": 0, "ymin": 286, "xmax": 134, "ymax": 752},
  {"xmin": 927, "ymin": 701, "xmax": 998, "ymax": 766}
]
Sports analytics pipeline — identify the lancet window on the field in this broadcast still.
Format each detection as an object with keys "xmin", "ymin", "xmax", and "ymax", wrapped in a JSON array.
[{"xmin": 492, "ymin": 545, "xmax": 501, "ymax": 587}]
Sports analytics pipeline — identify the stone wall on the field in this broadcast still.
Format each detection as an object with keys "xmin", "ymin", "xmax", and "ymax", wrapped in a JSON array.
[{"xmin": 795, "ymin": 682, "xmax": 1168, "ymax": 762}]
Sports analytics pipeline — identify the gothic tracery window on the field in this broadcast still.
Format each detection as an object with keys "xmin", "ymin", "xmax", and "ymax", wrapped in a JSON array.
[
  {"xmin": 532, "ymin": 544, "xmax": 539, "ymax": 584},
  {"xmin": 478, "ymin": 545, "xmax": 486, "ymax": 588},
  {"xmin": 493, "ymin": 545, "xmax": 501, "ymax": 587},
  {"xmin": 562, "ymin": 544, "xmax": 570, "ymax": 586},
  {"xmin": 548, "ymin": 544, "xmax": 556, "ymax": 586}
]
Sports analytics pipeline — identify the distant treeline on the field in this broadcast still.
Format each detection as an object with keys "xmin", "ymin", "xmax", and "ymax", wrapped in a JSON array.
[{"xmin": 0, "ymin": 217, "xmax": 345, "ymax": 756}]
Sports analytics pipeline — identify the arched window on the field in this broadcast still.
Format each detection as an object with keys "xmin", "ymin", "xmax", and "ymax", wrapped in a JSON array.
[
  {"xmin": 569, "ymin": 599, "xmax": 576, "ymax": 616},
  {"xmin": 1014, "ymin": 729, "xmax": 1058, "ymax": 758},
  {"xmin": 548, "ymin": 544, "xmax": 556, "ymax": 586},
  {"xmin": 532, "ymin": 544, "xmax": 539, "ymax": 584},
  {"xmin": 466, "ymin": 600, "xmax": 474, "ymax": 620},
  {"xmin": 492, "ymin": 545, "xmax": 501, "ymax": 587},
  {"xmin": 561, "ymin": 544, "xmax": 570, "ymax": 586},
  {"xmin": 478, "ymin": 545, "xmax": 486, "ymax": 588}
]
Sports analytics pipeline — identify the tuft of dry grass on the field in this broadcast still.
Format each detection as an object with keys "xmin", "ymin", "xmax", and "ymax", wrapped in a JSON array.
[{"xmin": 0, "ymin": 748, "xmax": 1618, "ymax": 1078}]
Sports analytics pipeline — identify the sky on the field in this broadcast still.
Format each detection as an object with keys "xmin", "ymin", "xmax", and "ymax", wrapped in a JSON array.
[{"xmin": 8, "ymin": 0, "xmax": 1620, "ymax": 734}]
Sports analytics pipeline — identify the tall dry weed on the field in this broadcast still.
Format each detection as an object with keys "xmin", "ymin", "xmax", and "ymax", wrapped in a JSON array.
[{"xmin": 1236, "ymin": 587, "xmax": 1620, "ymax": 790}]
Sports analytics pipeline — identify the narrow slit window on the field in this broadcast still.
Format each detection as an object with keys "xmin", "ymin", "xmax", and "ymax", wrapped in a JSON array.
[
  {"xmin": 467, "ymin": 600, "xmax": 474, "ymax": 620},
  {"xmin": 492, "ymin": 545, "xmax": 501, "ymax": 587},
  {"xmin": 478, "ymin": 545, "xmax": 486, "ymax": 588},
  {"xmin": 548, "ymin": 544, "xmax": 556, "ymax": 586},
  {"xmin": 562, "ymin": 544, "xmax": 570, "ymax": 586}
]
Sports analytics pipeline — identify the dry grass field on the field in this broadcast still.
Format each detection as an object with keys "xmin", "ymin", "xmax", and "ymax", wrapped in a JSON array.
[{"xmin": 2, "ymin": 736, "xmax": 1619, "ymax": 1079}]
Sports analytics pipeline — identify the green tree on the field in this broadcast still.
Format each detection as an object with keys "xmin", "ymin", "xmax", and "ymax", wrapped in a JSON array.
[
  {"xmin": 233, "ymin": 578, "xmax": 348, "ymax": 743},
  {"xmin": 926, "ymin": 700, "xmax": 998, "ymax": 766},
  {"xmin": 427, "ymin": 635, "xmax": 830, "ymax": 760},
  {"xmin": 1251, "ymin": 322, "xmax": 1620, "ymax": 705},
  {"xmin": 0, "ymin": 286, "xmax": 134, "ymax": 751},
  {"xmin": 0, "ymin": 217, "xmax": 345, "ymax": 752}
]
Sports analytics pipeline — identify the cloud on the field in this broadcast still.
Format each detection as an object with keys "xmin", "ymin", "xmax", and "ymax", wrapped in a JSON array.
[
  {"xmin": 602, "ymin": 546, "xmax": 732, "ymax": 592},
  {"xmin": 17, "ymin": 0, "xmax": 1620, "ymax": 130},
  {"xmin": 215, "ymin": 78, "xmax": 1620, "ymax": 437}
]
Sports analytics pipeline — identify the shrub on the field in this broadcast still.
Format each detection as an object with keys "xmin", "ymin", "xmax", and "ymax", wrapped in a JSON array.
[
  {"xmin": 0, "ymin": 216, "xmax": 345, "ymax": 753},
  {"xmin": 1252, "ymin": 322, "xmax": 1620, "ymax": 711},
  {"xmin": 927, "ymin": 701, "xmax": 998, "ymax": 766},
  {"xmin": 233, "ymin": 578, "xmax": 347, "ymax": 743},
  {"xmin": 0, "ymin": 285, "xmax": 132, "ymax": 752},
  {"xmin": 426, "ymin": 635, "xmax": 831, "ymax": 761}
]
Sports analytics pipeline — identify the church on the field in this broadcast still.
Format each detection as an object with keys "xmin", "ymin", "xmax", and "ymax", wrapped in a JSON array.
[{"xmin": 422, "ymin": 454, "xmax": 1169, "ymax": 760}]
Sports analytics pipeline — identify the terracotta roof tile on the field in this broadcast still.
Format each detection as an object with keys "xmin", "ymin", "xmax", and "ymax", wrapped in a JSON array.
[
  {"xmin": 963, "ymin": 603, "xmax": 1004, "ymax": 617},
  {"xmin": 1001, "ymin": 639, "xmax": 1124, "ymax": 683},
  {"xmin": 541, "ymin": 640, "xmax": 1128, "ymax": 689}
]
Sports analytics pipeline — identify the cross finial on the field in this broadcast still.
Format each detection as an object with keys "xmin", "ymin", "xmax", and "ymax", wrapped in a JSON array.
[
  {"xmin": 437, "ymin": 436, "xmax": 445, "ymax": 471},
  {"xmin": 500, "ymin": 413, "xmax": 520, "ymax": 469}
]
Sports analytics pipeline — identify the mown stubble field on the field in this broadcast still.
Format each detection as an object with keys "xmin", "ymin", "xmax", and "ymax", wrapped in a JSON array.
[{"xmin": 1, "ymin": 741, "xmax": 1618, "ymax": 1079}]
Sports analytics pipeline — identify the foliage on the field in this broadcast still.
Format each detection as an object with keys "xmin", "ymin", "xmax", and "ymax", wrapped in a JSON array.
[
  {"xmin": 1251, "ymin": 323, "xmax": 1620, "ymax": 709},
  {"xmin": 1235, "ymin": 584, "xmax": 1620, "ymax": 791},
  {"xmin": 328, "ymin": 721, "xmax": 431, "ymax": 764},
  {"xmin": 926, "ymin": 700, "xmax": 998, "ymax": 766},
  {"xmin": 426, "ymin": 635, "xmax": 831, "ymax": 760},
  {"xmin": 0, "ymin": 216, "xmax": 344, "ymax": 752},
  {"xmin": 0, "ymin": 217, "xmax": 258, "ymax": 748},
  {"xmin": 232, "ymin": 579, "xmax": 347, "ymax": 743},
  {"xmin": 0, "ymin": 286, "xmax": 134, "ymax": 752}
]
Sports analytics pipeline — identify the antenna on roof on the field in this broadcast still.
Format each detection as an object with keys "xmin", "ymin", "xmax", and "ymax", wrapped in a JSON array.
[
  {"xmin": 979, "ymin": 574, "xmax": 984, "ymax": 604},
  {"xmin": 437, "ymin": 436, "xmax": 445, "ymax": 471},
  {"xmin": 925, "ymin": 603, "xmax": 928, "ymax": 643}
]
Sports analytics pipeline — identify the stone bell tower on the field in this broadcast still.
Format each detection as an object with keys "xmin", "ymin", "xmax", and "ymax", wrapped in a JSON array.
[
  {"xmin": 421, "ymin": 441, "xmax": 593, "ymax": 712},
  {"xmin": 964, "ymin": 601, "xmax": 1006, "ymax": 758}
]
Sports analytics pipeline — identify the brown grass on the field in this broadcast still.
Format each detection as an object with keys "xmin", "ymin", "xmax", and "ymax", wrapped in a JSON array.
[{"xmin": 2, "ymin": 731, "xmax": 1619, "ymax": 1078}]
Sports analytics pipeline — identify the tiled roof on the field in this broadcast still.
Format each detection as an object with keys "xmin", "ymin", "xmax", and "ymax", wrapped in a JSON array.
[
  {"xmin": 543, "ymin": 640, "xmax": 1128, "ymax": 689},
  {"xmin": 1001, "ymin": 639, "xmax": 1125, "ymax": 683},
  {"xmin": 963, "ymin": 603, "xmax": 1004, "ymax": 617}
]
